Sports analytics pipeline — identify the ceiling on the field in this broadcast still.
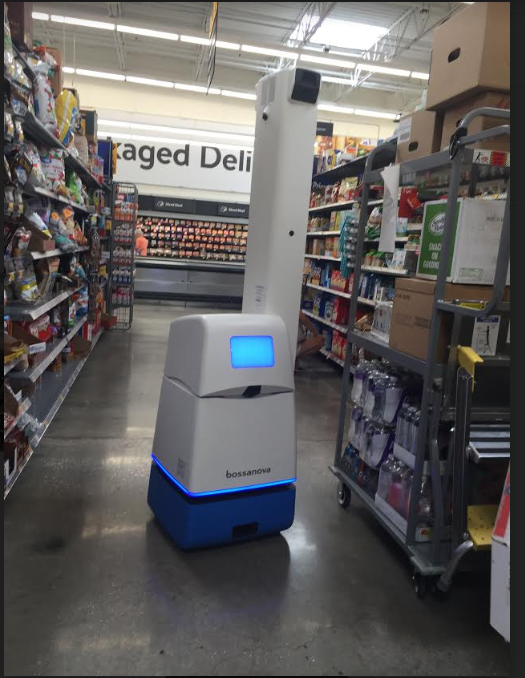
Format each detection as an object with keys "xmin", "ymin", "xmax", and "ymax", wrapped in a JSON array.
[{"xmin": 32, "ymin": 2, "xmax": 470, "ymax": 114}]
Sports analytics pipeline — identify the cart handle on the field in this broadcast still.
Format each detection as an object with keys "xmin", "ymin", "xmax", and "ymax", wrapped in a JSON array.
[{"xmin": 449, "ymin": 107, "xmax": 510, "ymax": 159}]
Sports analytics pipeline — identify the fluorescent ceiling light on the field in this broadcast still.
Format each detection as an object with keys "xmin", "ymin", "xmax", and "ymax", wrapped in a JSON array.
[
  {"xmin": 318, "ymin": 104, "xmax": 355, "ymax": 114},
  {"xmin": 181, "ymin": 35, "xmax": 210, "ymax": 46},
  {"xmin": 354, "ymin": 108, "xmax": 398, "ymax": 120},
  {"xmin": 175, "ymin": 83, "xmax": 221, "ymax": 95},
  {"xmin": 357, "ymin": 63, "xmax": 411, "ymax": 77},
  {"xmin": 98, "ymin": 119, "xmax": 254, "ymax": 143},
  {"xmin": 291, "ymin": 16, "xmax": 386, "ymax": 51},
  {"xmin": 216, "ymin": 40, "xmax": 240, "ymax": 50},
  {"xmin": 322, "ymin": 75, "xmax": 355, "ymax": 86},
  {"xmin": 300, "ymin": 54, "xmax": 355, "ymax": 69},
  {"xmin": 76, "ymin": 68, "xmax": 125, "ymax": 81},
  {"xmin": 117, "ymin": 25, "xmax": 179, "ymax": 41},
  {"xmin": 51, "ymin": 15, "xmax": 115, "ymax": 30},
  {"xmin": 32, "ymin": 12, "xmax": 49, "ymax": 20},
  {"xmin": 241, "ymin": 45, "xmax": 298, "ymax": 60},
  {"xmin": 99, "ymin": 132, "xmax": 133, "ymax": 139},
  {"xmin": 62, "ymin": 66, "xmax": 75, "ymax": 74},
  {"xmin": 126, "ymin": 75, "xmax": 174, "ymax": 88},
  {"xmin": 411, "ymin": 71, "xmax": 430, "ymax": 80},
  {"xmin": 221, "ymin": 90, "xmax": 257, "ymax": 100}
]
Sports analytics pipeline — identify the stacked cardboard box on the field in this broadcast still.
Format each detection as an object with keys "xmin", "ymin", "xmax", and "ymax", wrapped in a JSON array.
[{"xmin": 396, "ymin": 2, "xmax": 510, "ymax": 163}]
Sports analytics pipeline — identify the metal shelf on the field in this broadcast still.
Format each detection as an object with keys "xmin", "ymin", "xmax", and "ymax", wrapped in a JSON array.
[
  {"xmin": 30, "ymin": 246, "xmax": 89, "ymax": 261},
  {"xmin": 64, "ymin": 154, "xmax": 106, "ymax": 191},
  {"xmin": 4, "ymin": 398, "xmax": 31, "ymax": 440},
  {"xmin": 361, "ymin": 265, "xmax": 410, "ymax": 277},
  {"xmin": 22, "ymin": 111, "xmax": 67, "ymax": 151},
  {"xmin": 4, "ymin": 448, "xmax": 34, "ymax": 500},
  {"xmin": 306, "ymin": 282, "xmax": 351, "ymax": 299},
  {"xmin": 330, "ymin": 465, "xmax": 445, "ymax": 576},
  {"xmin": 364, "ymin": 236, "xmax": 409, "ymax": 243},
  {"xmin": 4, "ymin": 288, "xmax": 80, "ymax": 321},
  {"xmin": 306, "ymin": 231, "xmax": 341, "ymax": 237},
  {"xmin": 302, "ymin": 310, "xmax": 347, "ymax": 334},
  {"xmin": 29, "ymin": 329, "xmax": 103, "ymax": 448},
  {"xmin": 8, "ymin": 317, "xmax": 87, "ymax": 383},
  {"xmin": 305, "ymin": 254, "xmax": 341, "ymax": 262},
  {"xmin": 320, "ymin": 347, "xmax": 345, "ymax": 367},
  {"xmin": 4, "ymin": 355, "xmax": 24, "ymax": 376},
  {"xmin": 309, "ymin": 199, "xmax": 356, "ymax": 214},
  {"xmin": 348, "ymin": 330, "xmax": 437, "ymax": 376}
]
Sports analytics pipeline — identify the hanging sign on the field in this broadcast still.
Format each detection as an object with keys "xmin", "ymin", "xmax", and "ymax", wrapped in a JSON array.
[{"xmin": 113, "ymin": 139, "xmax": 253, "ymax": 194}]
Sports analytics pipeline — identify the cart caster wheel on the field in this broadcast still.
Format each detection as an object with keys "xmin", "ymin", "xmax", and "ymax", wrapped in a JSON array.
[
  {"xmin": 337, "ymin": 482, "xmax": 351, "ymax": 508},
  {"xmin": 413, "ymin": 573, "xmax": 429, "ymax": 599}
]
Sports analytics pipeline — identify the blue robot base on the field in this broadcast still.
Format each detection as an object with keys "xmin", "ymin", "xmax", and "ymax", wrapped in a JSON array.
[{"xmin": 147, "ymin": 460, "xmax": 296, "ymax": 550}]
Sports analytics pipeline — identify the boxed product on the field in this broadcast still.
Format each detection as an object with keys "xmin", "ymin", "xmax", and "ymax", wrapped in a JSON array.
[
  {"xmin": 426, "ymin": 2, "xmax": 510, "ymax": 111},
  {"xmin": 395, "ymin": 111, "xmax": 443, "ymax": 163},
  {"xmin": 6, "ymin": 2, "xmax": 33, "ymax": 50},
  {"xmin": 389, "ymin": 278, "xmax": 510, "ymax": 362},
  {"xmin": 332, "ymin": 298, "xmax": 349, "ymax": 326},
  {"xmin": 440, "ymin": 91, "xmax": 510, "ymax": 153},
  {"xmin": 80, "ymin": 108, "xmax": 98, "ymax": 142},
  {"xmin": 417, "ymin": 198, "xmax": 509, "ymax": 285}
]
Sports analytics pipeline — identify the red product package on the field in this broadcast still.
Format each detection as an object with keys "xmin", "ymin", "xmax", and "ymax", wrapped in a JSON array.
[{"xmin": 398, "ymin": 188, "xmax": 422, "ymax": 218}]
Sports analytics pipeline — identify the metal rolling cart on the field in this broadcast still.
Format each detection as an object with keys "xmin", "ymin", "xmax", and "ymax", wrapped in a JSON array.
[
  {"xmin": 108, "ymin": 181, "xmax": 138, "ymax": 330},
  {"xmin": 331, "ymin": 108, "xmax": 510, "ymax": 597}
]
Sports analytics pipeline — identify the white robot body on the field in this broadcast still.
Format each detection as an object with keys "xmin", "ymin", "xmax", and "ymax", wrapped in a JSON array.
[
  {"xmin": 152, "ymin": 313, "xmax": 296, "ymax": 495},
  {"xmin": 148, "ymin": 67, "xmax": 320, "ymax": 548}
]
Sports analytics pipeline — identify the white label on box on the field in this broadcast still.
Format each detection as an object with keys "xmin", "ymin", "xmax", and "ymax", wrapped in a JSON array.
[
  {"xmin": 254, "ymin": 285, "xmax": 267, "ymax": 312},
  {"xmin": 472, "ymin": 315, "xmax": 501, "ymax": 356},
  {"xmin": 29, "ymin": 342, "xmax": 47, "ymax": 355},
  {"xmin": 397, "ymin": 117, "xmax": 412, "ymax": 144}
]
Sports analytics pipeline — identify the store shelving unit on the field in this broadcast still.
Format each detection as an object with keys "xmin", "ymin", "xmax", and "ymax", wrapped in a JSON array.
[
  {"xmin": 4, "ymin": 398, "xmax": 32, "ymax": 441},
  {"xmin": 4, "ymin": 42, "xmax": 112, "ymax": 496},
  {"xmin": 302, "ymin": 309, "xmax": 347, "ymax": 334},
  {"xmin": 108, "ymin": 182, "xmax": 138, "ymax": 330},
  {"xmin": 331, "ymin": 111, "xmax": 511, "ymax": 594}
]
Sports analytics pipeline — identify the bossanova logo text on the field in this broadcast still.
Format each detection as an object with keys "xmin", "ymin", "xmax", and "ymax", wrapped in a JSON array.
[
  {"xmin": 226, "ymin": 468, "xmax": 271, "ymax": 479},
  {"xmin": 429, "ymin": 212, "xmax": 446, "ymax": 235}
]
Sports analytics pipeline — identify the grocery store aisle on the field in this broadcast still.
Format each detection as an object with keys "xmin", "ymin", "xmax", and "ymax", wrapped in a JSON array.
[{"xmin": 4, "ymin": 303, "xmax": 510, "ymax": 677}]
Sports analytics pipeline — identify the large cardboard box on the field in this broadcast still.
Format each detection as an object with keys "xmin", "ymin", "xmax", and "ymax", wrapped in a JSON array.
[
  {"xmin": 6, "ymin": 2, "xmax": 33, "ymax": 50},
  {"xmin": 80, "ymin": 108, "xmax": 98, "ymax": 143},
  {"xmin": 491, "ymin": 466, "xmax": 510, "ymax": 643},
  {"xmin": 426, "ymin": 2, "xmax": 510, "ymax": 111},
  {"xmin": 389, "ymin": 278, "xmax": 508, "ymax": 362},
  {"xmin": 417, "ymin": 199, "xmax": 509, "ymax": 285},
  {"xmin": 441, "ymin": 92, "xmax": 510, "ymax": 152},
  {"xmin": 395, "ymin": 110, "xmax": 443, "ymax": 163}
]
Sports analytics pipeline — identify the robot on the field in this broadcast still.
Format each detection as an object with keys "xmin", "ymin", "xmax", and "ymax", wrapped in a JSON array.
[{"xmin": 148, "ymin": 67, "xmax": 321, "ymax": 549}]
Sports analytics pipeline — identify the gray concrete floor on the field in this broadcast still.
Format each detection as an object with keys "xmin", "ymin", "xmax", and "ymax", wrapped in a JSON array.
[{"xmin": 4, "ymin": 302, "xmax": 510, "ymax": 677}]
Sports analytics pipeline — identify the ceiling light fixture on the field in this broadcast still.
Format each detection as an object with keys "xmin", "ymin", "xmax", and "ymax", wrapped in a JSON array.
[
  {"xmin": 126, "ymin": 75, "xmax": 174, "ymax": 88},
  {"xmin": 241, "ymin": 45, "xmax": 298, "ymax": 60},
  {"xmin": 300, "ymin": 54, "xmax": 356, "ymax": 69},
  {"xmin": 216, "ymin": 40, "xmax": 241, "ymax": 50},
  {"xmin": 356, "ymin": 63, "xmax": 411, "ymax": 77},
  {"xmin": 181, "ymin": 35, "xmax": 210, "ymax": 46},
  {"xmin": 32, "ymin": 12, "xmax": 49, "ymax": 20},
  {"xmin": 117, "ymin": 25, "xmax": 179, "ymax": 40},
  {"xmin": 411, "ymin": 71, "xmax": 430, "ymax": 80},
  {"xmin": 354, "ymin": 108, "xmax": 398, "ymax": 120},
  {"xmin": 62, "ymin": 66, "xmax": 76, "ymax": 74},
  {"xmin": 76, "ymin": 68, "xmax": 125, "ymax": 81},
  {"xmin": 174, "ymin": 83, "xmax": 221, "ymax": 95},
  {"xmin": 50, "ymin": 15, "xmax": 115, "ymax": 30},
  {"xmin": 318, "ymin": 103, "xmax": 355, "ymax": 114},
  {"xmin": 322, "ymin": 75, "xmax": 355, "ymax": 86},
  {"xmin": 220, "ymin": 90, "xmax": 257, "ymax": 100}
]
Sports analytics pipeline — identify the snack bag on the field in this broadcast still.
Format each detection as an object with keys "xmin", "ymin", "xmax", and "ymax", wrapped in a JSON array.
[
  {"xmin": 33, "ymin": 63, "xmax": 58, "ymax": 132},
  {"xmin": 40, "ymin": 149, "xmax": 66, "ymax": 192},
  {"xmin": 56, "ymin": 90, "xmax": 79, "ymax": 145}
]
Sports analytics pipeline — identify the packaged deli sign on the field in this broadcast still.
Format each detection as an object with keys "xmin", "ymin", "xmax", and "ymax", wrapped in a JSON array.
[
  {"xmin": 153, "ymin": 197, "xmax": 196, "ymax": 213},
  {"xmin": 114, "ymin": 140, "xmax": 253, "ymax": 194},
  {"xmin": 217, "ymin": 203, "xmax": 249, "ymax": 217}
]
